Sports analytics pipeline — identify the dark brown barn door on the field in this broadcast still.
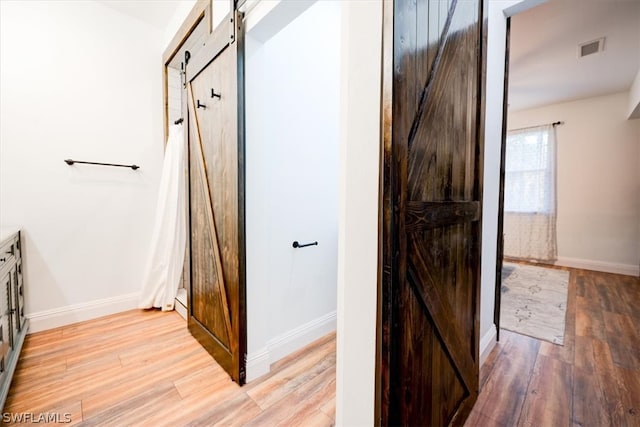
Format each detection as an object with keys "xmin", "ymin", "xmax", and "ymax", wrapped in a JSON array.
[
  {"xmin": 380, "ymin": 0, "xmax": 486, "ymax": 425},
  {"xmin": 185, "ymin": 11, "xmax": 246, "ymax": 385}
]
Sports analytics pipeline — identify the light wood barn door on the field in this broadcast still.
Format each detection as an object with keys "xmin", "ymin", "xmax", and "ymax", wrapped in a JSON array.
[
  {"xmin": 380, "ymin": 0, "xmax": 487, "ymax": 425},
  {"xmin": 185, "ymin": 12, "xmax": 246, "ymax": 385}
]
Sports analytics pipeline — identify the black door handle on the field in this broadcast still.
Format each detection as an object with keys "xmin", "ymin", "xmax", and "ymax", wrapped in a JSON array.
[
  {"xmin": 293, "ymin": 241, "xmax": 318, "ymax": 249},
  {"xmin": 197, "ymin": 100, "xmax": 206, "ymax": 109}
]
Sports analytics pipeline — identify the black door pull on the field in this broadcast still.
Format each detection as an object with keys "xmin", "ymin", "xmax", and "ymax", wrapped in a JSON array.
[
  {"xmin": 197, "ymin": 100, "xmax": 206, "ymax": 109},
  {"xmin": 292, "ymin": 241, "xmax": 318, "ymax": 249}
]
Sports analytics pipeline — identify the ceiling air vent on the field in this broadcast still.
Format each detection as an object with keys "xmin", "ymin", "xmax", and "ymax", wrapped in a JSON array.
[{"xmin": 578, "ymin": 38, "xmax": 605, "ymax": 58}]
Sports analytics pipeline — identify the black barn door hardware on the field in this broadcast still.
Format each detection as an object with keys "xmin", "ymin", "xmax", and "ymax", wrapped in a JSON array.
[
  {"xmin": 292, "ymin": 241, "xmax": 318, "ymax": 249},
  {"xmin": 175, "ymin": 118, "xmax": 184, "ymax": 125},
  {"xmin": 197, "ymin": 100, "xmax": 206, "ymax": 109},
  {"xmin": 64, "ymin": 159, "xmax": 140, "ymax": 170},
  {"xmin": 211, "ymin": 89, "xmax": 221, "ymax": 99}
]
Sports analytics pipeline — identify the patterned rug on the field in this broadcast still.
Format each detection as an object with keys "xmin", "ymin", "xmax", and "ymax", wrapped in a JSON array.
[{"xmin": 500, "ymin": 263, "xmax": 570, "ymax": 345}]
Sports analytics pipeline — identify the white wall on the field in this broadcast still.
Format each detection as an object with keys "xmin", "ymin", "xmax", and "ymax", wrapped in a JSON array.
[
  {"xmin": 245, "ymin": 1, "xmax": 340, "ymax": 380},
  {"xmin": 336, "ymin": 1, "xmax": 382, "ymax": 425},
  {"xmin": 508, "ymin": 92, "xmax": 640, "ymax": 275},
  {"xmin": 480, "ymin": 0, "xmax": 542, "ymax": 363},
  {"xmin": 0, "ymin": 1, "xmax": 165, "ymax": 331}
]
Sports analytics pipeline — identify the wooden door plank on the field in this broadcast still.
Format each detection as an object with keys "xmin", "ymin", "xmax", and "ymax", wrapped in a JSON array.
[
  {"xmin": 406, "ymin": 201, "xmax": 480, "ymax": 232},
  {"xmin": 408, "ymin": 236, "xmax": 476, "ymax": 390},
  {"xmin": 187, "ymin": 83, "xmax": 234, "ymax": 352},
  {"xmin": 381, "ymin": 0, "xmax": 485, "ymax": 424}
]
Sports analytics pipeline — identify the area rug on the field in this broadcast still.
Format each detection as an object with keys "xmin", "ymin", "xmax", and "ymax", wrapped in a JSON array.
[{"xmin": 500, "ymin": 263, "xmax": 570, "ymax": 345}]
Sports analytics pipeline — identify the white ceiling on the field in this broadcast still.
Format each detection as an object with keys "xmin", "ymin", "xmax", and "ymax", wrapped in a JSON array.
[
  {"xmin": 508, "ymin": 0, "xmax": 640, "ymax": 111},
  {"xmin": 96, "ymin": 0, "xmax": 184, "ymax": 30}
]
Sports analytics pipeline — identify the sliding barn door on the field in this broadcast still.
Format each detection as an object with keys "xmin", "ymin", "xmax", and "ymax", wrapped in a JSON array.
[
  {"xmin": 380, "ymin": 0, "xmax": 486, "ymax": 425},
  {"xmin": 185, "ymin": 11, "xmax": 246, "ymax": 385}
]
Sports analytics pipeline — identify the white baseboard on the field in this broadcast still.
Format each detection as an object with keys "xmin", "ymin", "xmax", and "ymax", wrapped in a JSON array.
[
  {"xmin": 246, "ymin": 348, "xmax": 270, "ymax": 382},
  {"xmin": 175, "ymin": 298, "xmax": 187, "ymax": 320},
  {"xmin": 26, "ymin": 292, "xmax": 140, "ymax": 333},
  {"xmin": 479, "ymin": 325, "xmax": 497, "ymax": 366},
  {"xmin": 555, "ymin": 257, "xmax": 639, "ymax": 277},
  {"xmin": 175, "ymin": 288, "xmax": 187, "ymax": 320},
  {"xmin": 246, "ymin": 310, "xmax": 337, "ymax": 382}
]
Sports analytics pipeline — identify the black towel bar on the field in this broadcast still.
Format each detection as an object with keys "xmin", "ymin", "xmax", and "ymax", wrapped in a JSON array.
[{"xmin": 64, "ymin": 159, "xmax": 140, "ymax": 170}]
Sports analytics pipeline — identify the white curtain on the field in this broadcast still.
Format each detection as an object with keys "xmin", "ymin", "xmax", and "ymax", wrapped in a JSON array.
[
  {"xmin": 503, "ymin": 124, "xmax": 558, "ymax": 262},
  {"xmin": 139, "ymin": 124, "xmax": 187, "ymax": 311}
]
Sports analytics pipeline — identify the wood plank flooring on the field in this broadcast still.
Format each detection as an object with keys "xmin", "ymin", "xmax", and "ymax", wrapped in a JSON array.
[
  {"xmin": 4, "ymin": 310, "xmax": 335, "ymax": 426},
  {"xmin": 467, "ymin": 268, "xmax": 640, "ymax": 427},
  {"xmin": 4, "ymin": 267, "xmax": 638, "ymax": 426}
]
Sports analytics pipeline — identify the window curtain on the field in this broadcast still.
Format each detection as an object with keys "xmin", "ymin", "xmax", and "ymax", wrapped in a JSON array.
[{"xmin": 503, "ymin": 124, "xmax": 558, "ymax": 262}]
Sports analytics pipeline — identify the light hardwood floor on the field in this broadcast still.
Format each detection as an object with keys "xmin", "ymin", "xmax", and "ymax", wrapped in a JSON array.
[
  {"xmin": 5, "ymin": 311, "xmax": 336, "ymax": 426},
  {"xmin": 6, "ymin": 267, "xmax": 639, "ymax": 426},
  {"xmin": 467, "ymin": 267, "xmax": 640, "ymax": 427}
]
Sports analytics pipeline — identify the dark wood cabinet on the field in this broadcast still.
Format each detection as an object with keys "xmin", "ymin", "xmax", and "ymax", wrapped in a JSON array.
[{"xmin": 0, "ymin": 229, "xmax": 28, "ymax": 410}]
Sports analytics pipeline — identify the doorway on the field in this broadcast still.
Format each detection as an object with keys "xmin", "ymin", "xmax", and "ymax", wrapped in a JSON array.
[
  {"xmin": 494, "ymin": 0, "xmax": 640, "ymax": 343},
  {"xmin": 243, "ymin": 0, "xmax": 341, "ymax": 382}
]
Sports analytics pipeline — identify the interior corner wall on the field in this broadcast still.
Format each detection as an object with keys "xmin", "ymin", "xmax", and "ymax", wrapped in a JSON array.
[
  {"xmin": 245, "ymin": 1, "xmax": 340, "ymax": 381},
  {"xmin": 0, "ymin": 1, "xmax": 165, "ymax": 331},
  {"xmin": 508, "ymin": 92, "xmax": 640, "ymax": 275},
  {"xmin": 480, "ymin": 0, "xmax": 526, "ymax": 362}
]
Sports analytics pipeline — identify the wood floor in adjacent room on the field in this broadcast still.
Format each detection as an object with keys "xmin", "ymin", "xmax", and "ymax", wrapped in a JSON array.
[
  {"xmin": 467, "ymin": 267, "xmax": 640, "ymax": 427},
  {"xmin": 5, "ymin": 310, "xmax": 336, "ymax": 426}
]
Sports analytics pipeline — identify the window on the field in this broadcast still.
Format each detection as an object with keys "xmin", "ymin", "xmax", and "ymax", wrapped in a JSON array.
[
  {"xmin": 504, "ymin": 126, "xmax": 555, "ymax": 214},
  {"xmin": 502, "ymin": 124, "xmax": 558, "ymax": 261}
]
